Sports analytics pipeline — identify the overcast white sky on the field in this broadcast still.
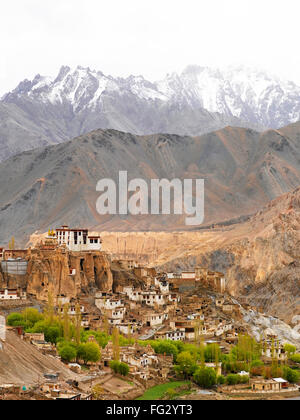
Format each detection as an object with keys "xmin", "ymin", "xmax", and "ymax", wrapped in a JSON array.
[{"xmin": 1, "ymin": 0, "xmax": 300, "ymax": 95}]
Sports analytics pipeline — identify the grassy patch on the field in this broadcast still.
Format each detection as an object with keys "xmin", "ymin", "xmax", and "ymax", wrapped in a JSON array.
[{"xmin": 136, "ymin": 381, "xmax": 190, "ymax": 400}]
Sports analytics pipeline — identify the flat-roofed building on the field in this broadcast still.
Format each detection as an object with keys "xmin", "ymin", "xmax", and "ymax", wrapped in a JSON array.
[{"xmin": 56, "ymin": 226, "xmax": 102, "ymax": 252}]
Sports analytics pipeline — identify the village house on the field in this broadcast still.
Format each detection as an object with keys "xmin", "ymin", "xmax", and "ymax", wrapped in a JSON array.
[
  {"xmin": 24, "ymin": 334, "xmax": 54, "ymax": 353},
  {"xmin": 95, "ymin": 295, "xmax": 124, "ymax": 311},
  {"xmin": 0, "ymin": 288, "xmax": 26, "ymax": 300},
  {"xmin": 154, "ymin": 328, "xmax": 186, "ymax": 341},
  {"xmin": 251, "ymin": 378, "xmax": 289, "ymax": 393},
  {"xmin": 215, "ymin": 322, "xmax": 234, "ymax": 337},
  {"xmin": 143, "ymin": 312, "xmax": 169, "ymax": 328},
  {"xmin": 24, "ymin": 332, "xmax": 45, "ymax": 343},
  {"xmin": 105, "ymin": 307, "xmax": 126, "ymax": 323},
  {"xmin": 141, "ymin": 291, "xmax": 166, "ymax": 307},
  {"xmin": 154, "ymin": 277, "xmax": 170, "ymax": 294},
  {"xmin": 118, "ymin": 323, "xmax": 136, "ymax": 336},
  {"xmin": 57, "ymin": 304, "xmax": 85, "ymax": 316},
  {"xmin": 181, "ymin": 271, "xmax": 196, "ymax": 280},
  {"xmin": 261, "ymin": 341, "xmax": 287, "ymax": 361}
]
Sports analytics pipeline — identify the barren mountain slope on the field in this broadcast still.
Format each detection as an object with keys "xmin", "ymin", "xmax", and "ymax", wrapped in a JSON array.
[
  {"xmin": 0, "ymin": 330, "xmax": 77, "ymax": 386},
  {"xmin": 0, "ymin": 123, "xmax": 300, "ymax": 246}
]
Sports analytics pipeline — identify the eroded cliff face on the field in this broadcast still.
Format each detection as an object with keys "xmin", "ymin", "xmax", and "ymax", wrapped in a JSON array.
[{"xmin": 0, "ymin": 248, "xmax": 114, "ymax": 301}]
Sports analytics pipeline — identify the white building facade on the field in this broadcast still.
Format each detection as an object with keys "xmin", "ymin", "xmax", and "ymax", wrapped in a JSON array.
[{"xmin": 56, "ymin": 226, "xmax": 102, "ymax": 252}]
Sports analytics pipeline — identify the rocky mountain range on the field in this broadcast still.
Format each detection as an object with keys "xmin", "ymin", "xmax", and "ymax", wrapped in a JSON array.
[
  {"xmin": 0, "ymin": 121, "xmax": 300, "ymax": 246},
  {"xmin": 1, "ymin": 65, "xmax": 300, "ymax": 161}
]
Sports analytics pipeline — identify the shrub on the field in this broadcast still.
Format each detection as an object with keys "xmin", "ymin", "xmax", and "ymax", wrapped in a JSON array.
[
  {"xmin": 165, "ymin": 388, "xmax": 177, "ymax": 400},
  {"xmin": 109, "ymin": 361, "xmax": 130, "ymax": 376},
  {"xmin": 225, "ymin": 374, "xmax": 249, "ymax": 385},
  {"xmin": 239, "ymin": 374, "xmax": 250, "ymax": 384},
  {"xmin": 118, "ymin": 362, "xmax": 130, "ymax": 376},
  {"xmin": 217, "ymin": 375, "xmax": 225, "ymax": 385},
  {"xmin": 109, "ymin": 360, "xmax": 119, "ymax": 374},
  {"xmin": 226, "ymin": 374, "xmax": 239, "ymax": 385}
]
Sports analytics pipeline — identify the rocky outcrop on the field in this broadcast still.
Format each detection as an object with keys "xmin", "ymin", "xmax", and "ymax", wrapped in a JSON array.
[{"xmin": 0, "ymin": 248, "xmax": 114, "ymax": 301}]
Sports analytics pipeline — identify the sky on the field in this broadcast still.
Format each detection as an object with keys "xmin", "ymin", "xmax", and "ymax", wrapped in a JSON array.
[{"xmin": 1, "ymin": 0, "xmax": 300, "ymax": 95}]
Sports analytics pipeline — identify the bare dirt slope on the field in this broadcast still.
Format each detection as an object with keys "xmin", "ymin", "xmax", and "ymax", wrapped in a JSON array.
[{"xmin": 0, "ymin": 331, "xmax": 77, "ymax": 386}]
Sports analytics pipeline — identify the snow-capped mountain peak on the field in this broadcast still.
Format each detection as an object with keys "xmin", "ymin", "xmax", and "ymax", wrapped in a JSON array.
[{"xmin": 3, "ymin": 64, "xmax": 300, "ymax": 129}]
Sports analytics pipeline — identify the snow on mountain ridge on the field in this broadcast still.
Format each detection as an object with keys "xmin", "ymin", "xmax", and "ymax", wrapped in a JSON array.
[{"xmin": 3, "ymin": 64, "xmax": 300, "ymax": 128}]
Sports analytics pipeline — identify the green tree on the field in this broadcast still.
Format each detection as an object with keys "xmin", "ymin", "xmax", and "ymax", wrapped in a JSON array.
[
  {"xmin": 204, "ymin": 343, "xmax": 221, "ymax": 363},
  {"xmin": 112, "ymin": 327, "xmax": 120, "ymax": 361},
  {"xmin": 46, "ymin": 326, "xmax": 61, "ymax": 344},
  {"xmin": 45, "ymin": 291, "xmax": 55, "ymax": 324},
  {"xmin": 290, "ymin": 354, "xmax": 300, "ymax": 364},
  {"xmin": 193, "ymin": 366, "xmax": 217, "ymax": 389},
  {"xmin": 59, "ymin": 344, "xmax": 77, "ymax": 362},
  {"xmin": 174, "ymin": 351, "xmax": 197, "ymax": 378},
  {"xmin": 284, "ymin": 344, "xmax": 297, "ymax": 358},
  {"xmin": 7, "ymin": 313, "xmax": 24, "ymax": 326},
  {"xmin": 77, "ymin": 342, "xmax": 101, "ymax": 364},
  {"xmin": 75, "ymin": 303, "xmax": 81, "ymax": 346},
  {"xmin": 152, "ymin": 340, "xmax": 179, "ymax": 361},
  {"xmin": 63, "ymin": 304, "xmax": 70, "ymax": 341},
  {"xmin": 109, "ymin": 360, "xmax": 119, "ymax": 374},
  {"xmin": 22, "ymin": 308, "xmax": 43, "ymax": 328},
  {"xmin": 8, "ymin": 237, "xmax": 15, "ymax": 250},
  {"xmin": 283, "ymin": 367, "xmax": 300, "ymax": 383}
]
